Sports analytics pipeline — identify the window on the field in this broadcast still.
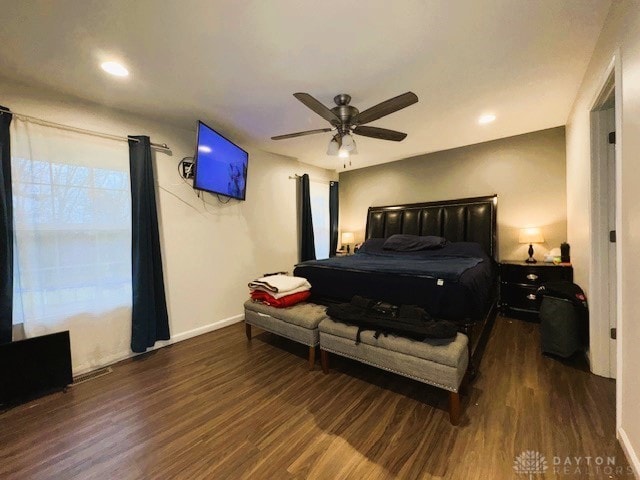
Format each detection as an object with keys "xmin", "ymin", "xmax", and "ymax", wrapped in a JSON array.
[
  {"xmin": 10, "ymin": 119, "xmax": 132, "ymax": 372},
  {"xmin": 309, "ymin": 180, "xmax": 330, "ymax": 259},
  {"xmin": 12, "ymin": 159, "xmax": 131, "ymax": 323}
]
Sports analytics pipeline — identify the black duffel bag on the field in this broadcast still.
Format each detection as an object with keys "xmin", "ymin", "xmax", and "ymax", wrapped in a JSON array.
[{"xmin": 326, "ymin": 296, "xmax": 458, "ymax": 344}]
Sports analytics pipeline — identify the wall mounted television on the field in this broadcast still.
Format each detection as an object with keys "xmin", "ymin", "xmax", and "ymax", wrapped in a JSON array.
[{"xmin": 193, "ymin": 120, "xmax": 249, "ymax": 200}]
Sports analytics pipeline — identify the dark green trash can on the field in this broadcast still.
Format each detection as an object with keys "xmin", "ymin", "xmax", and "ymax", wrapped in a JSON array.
[{"xmin": 537, "ymin": 281, "xmax": 588, "ymax": 358}]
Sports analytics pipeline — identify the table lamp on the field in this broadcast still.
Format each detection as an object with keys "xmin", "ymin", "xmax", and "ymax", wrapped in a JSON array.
[
  {"xmin": 341, "ymin": 232, "xmax": 355, "ymax": 254},
  {"xmin": 519, "ymin": 227, "xmax": 544, "ymax": 264}
]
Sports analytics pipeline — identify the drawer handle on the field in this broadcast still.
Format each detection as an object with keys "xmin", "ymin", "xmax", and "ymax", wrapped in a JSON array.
[
  {"xmin": 526, "ymin": 274, "xmax": 539, "ymax": 281},
  {"xmin": 527, "ymin": 294, "xmax": 537, "ymax": 300}
]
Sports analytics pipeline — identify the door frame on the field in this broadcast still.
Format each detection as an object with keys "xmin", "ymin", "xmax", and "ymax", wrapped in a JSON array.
[
  {"xmin": 588, "ymin": 53, "xmax": 623, "ymax": 424},
  {"xmin": 589, "ymin": 56, "xmax": 621, "ymax": 377}
]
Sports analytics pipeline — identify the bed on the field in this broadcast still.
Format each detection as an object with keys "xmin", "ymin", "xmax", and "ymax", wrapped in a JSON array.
[{"xmin": 293, "ymin": 195, "xmax": 499, "ymax": 358}]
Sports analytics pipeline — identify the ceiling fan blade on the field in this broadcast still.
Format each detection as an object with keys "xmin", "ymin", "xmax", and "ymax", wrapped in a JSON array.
[
  {"xmin": 352, "ymin": 126, "xmax": 407, "ymax": 142},
  {"xmin": 271, "ymin": 128, "xmax": 332, "ymax": 140},
  {"xmin": 293, "ymin": 93, "xmax": 341, "ymax": 124},
  {"xmin": 355, "ymin": 92, "xmax": 418, "ymax": 125}
]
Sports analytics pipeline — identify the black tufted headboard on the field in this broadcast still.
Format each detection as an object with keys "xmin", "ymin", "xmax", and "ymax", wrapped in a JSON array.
[{"xmin": 365, "ymin": 195, "xmax": 498, "ymax": 259}]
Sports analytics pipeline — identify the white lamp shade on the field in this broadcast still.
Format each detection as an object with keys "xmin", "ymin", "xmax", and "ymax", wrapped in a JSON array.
[
  {"xmin": 327, "ymin": 137, "xmax": 339, "ymax": 156},
  {"xmin": 341, "ymin": 134, "xmax": 355, "ymax": 151},
  {"xmin": 341, "ymin": 232, "xmax": 355, "ymax": 244},
  {"xmin": 349, "ymin": 142, "xmax": 357, "ymax": 155},
  {"xmin": 519, "ymin": 227, "xmax": 544, "ymax": 244}
]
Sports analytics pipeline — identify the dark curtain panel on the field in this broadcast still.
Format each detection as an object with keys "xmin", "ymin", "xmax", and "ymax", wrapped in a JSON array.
[
  {"xmin": 329, "ymin": 181, "xmax": 339, "ymax": 257},
  {"xmin": 300, "ymin": 173, "xmax": 316, "ymax": 261},
  {"xmin": 0, "ymin": 106, "xmax": 13, "ymax": 344},
  {"xmin": 128, "ymin": 136, "xmax": 170, "ymax": 353}
]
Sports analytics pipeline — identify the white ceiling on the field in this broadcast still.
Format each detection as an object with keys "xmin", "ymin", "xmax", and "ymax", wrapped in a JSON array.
[{"xmin": 0, "ymin": 0, "xmax": 611, "ymax": 171}]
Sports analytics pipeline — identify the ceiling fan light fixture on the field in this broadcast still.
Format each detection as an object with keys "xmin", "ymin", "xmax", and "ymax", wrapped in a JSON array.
[
  {"xmin": 338, "ymin": 135, "xmax": 357, "ymax": 157},
  {"xmin": 327, "ymin": 137, "xmax": 340, "ymax": 156},
  {"xmin": 341, "ymin": 133, "xmax": 355, "ymax": 151},
  {"xmin": 348, "ymin": 142, "xmax": 358, "ymax": 155}
]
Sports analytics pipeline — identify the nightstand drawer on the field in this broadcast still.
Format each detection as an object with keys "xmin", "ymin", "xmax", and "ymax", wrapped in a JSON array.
[
  {"xmin": 499, "ymin": 261, "xmax": 574, "ymax": 320},
  {"xmin": 501, "ymin": 284, "xmax": 540, "ymax": 311},
  {"xmin": 500, "ymin": 264, "xmax": 572, "ymax": 285}
]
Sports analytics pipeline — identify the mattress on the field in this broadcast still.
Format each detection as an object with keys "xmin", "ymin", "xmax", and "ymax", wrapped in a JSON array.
[{"xmin": 293, "ymin": 239, "xmax": 496, "ymax": 322}]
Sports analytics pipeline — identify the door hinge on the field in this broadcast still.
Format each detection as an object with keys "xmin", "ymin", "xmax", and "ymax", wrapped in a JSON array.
[
  {"xmin": 609, "ymin": 230, "xmax": 616, "ymax": 243},
  {"xmin": 608, "ymin": 132, "xmax": 616, "ymax": 144},
  {"xmin": 611, "ymin": 327, "xmax": 617, "ymax": 340}
]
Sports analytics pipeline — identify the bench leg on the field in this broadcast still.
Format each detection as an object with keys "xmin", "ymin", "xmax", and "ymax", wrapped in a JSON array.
[
  {"xmin": 462, "ymin": 322, "xmax": 477, "ymax": 380},
  {"xmin": 459, "ymin": 371, "xmax": 471, "ymax": 396},
  {"xmin": 308, "ymin": 346, "xmax": 316, "ymax": 370},
  {"xmin": 320, "ymin": 349, "xmax": 329, "ymax": 374},
  {"xmin": 449, "ymin": 391, "xmax": 461, "ymax": 425},
  {"xmin": 245, "ymin": 322, "xmax": 252, "ymax": 341},
  {"xmin": 466, "ymin": 358, "xmax": 477, "ymax": 380}
]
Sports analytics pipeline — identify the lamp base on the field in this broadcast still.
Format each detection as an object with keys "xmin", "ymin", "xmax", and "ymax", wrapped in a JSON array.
[
  {"xmin": 346, "ymin": 244, "xmax": 350, "ymax": 254},
  {"xmin": 525, "ymin": 243, "xmax": 536, "ymax": 263}
]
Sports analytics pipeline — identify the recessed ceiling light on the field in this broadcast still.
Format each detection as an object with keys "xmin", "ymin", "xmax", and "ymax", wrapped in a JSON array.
[
  {"xmin": 100, "ymin": 61, "xmax": 129, "ymax": 77},
  {"xmin": 478, "ymin": 114, "xmax": 496, "ymax": 125}
]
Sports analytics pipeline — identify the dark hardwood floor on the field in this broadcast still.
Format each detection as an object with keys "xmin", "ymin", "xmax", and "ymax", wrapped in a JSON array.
[{"xmin": 0, "ymin": 316, "xmax": 628, "ymax": 479}]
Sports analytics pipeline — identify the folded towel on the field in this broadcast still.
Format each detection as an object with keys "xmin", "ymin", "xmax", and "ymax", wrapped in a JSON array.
[
  {"xmin": 250, "ymin": 290, "xmax": 311, "ymax": 308},
  {"xmin": 248, "ymin": 274, "xmax": 311, "ymax": 294},
  {"xmin": 250, "ymin": 284, "xmax": 310, "ymax": 299}
]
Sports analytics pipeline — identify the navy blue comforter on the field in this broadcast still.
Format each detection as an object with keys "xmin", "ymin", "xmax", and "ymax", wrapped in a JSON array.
[
  {"xmin": 294, "ymin": 239, "xmax": 496, "ymax": 322},
  {"xmin": 299, "ymin": 243, "xmax": 483, "ymax": 281}
]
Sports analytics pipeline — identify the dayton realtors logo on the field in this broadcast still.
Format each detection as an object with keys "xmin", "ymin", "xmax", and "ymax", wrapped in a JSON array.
[
  {"xmin": 553, "ymin": 455, "xmax": 634, "ymax": 476},
  {"xmin": 514, "ymin": 451, "xmax": 634, "ymax": 477},
  {"xmin": 513, "ymin": 450, "xmax": 548, "ymax": 479}
]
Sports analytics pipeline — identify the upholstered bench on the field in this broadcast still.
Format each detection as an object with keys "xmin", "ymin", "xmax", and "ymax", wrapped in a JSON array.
[
  {"xmin": 244, "ymin": 300, "xmax": 328, "ymax": 369},
  {"xmin": 318, "ymin": 317, "xmax": 469, "ymax": 424}
]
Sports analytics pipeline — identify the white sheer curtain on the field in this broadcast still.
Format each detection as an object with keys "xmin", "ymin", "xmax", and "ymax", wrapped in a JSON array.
[
  {"xmin": 11, "ymin": 118, "xmax": 132, "ymax": 374},
  {"xmin": 310, "ymin": 180, "xmax": 330, "ymax": 259}
]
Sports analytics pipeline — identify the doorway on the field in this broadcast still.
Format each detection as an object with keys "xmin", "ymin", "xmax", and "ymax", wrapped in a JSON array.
[{"xmin": 589, "ymin": 68, "xmax": 618, "ymax": 379}]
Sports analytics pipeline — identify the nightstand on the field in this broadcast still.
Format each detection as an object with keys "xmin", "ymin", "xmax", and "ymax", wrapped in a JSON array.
[{"xmin": 500, "ymin": 261, "xmax": 573, "ymax": 320}]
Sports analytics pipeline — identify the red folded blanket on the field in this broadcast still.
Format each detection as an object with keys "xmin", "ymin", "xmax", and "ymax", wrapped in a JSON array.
[{"xmin": 250, "ymin": 289, "xmax": 311, "ymax": 308}]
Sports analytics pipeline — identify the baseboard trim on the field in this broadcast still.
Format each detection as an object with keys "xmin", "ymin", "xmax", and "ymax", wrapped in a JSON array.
[
  {"xmin": 618, "ymin": 427, "xmax": 640, "ymax": 478},
  {"xmin": 72, "ymin": 313, "xmax": 244, "ymax": 376},
  {"xmin": 157, "ymin": 314, "xmax": 244, "ymax": 346}
]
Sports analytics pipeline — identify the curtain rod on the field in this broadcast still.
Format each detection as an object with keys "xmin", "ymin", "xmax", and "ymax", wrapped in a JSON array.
[
  {"xmin": 289, "ymin": 174, "xmax": 336, "ymax": 184},
  {"xmin": 0, "ymin": 108, "xmax": 171, "ymax": 151}
]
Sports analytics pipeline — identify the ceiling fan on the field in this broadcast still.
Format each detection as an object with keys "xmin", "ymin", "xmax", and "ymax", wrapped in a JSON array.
[{"xmin": 271, "ymin": 91, "xmax": 418, "ymax": 162}]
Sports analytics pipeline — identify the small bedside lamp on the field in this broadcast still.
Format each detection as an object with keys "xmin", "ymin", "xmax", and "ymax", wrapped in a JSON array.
[
  {"xmin": 341, "ymin": 232, "xmax": 355, "ymax": 254},
  {"xmin": 519, "ymin": 227, "xmax": 544, "ymax": 264}
]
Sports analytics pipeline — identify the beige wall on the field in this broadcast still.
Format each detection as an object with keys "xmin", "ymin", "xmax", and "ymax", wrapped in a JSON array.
[
  {"xmin": 1, "ymin": 77, "xmax": 336, "ymax": 372},
  {"xmin": 339, "ymin": 127, "xmax": 567, "ymax": 261},
  {"xmin": 565, "ymin": 0, "xmax": 640, "ymax": 473}
]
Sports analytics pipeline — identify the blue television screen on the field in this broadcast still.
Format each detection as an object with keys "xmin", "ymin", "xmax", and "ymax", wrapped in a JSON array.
[{"xmin": 193, "ymin": 121, "xmax": 248, "ymax": 200}]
